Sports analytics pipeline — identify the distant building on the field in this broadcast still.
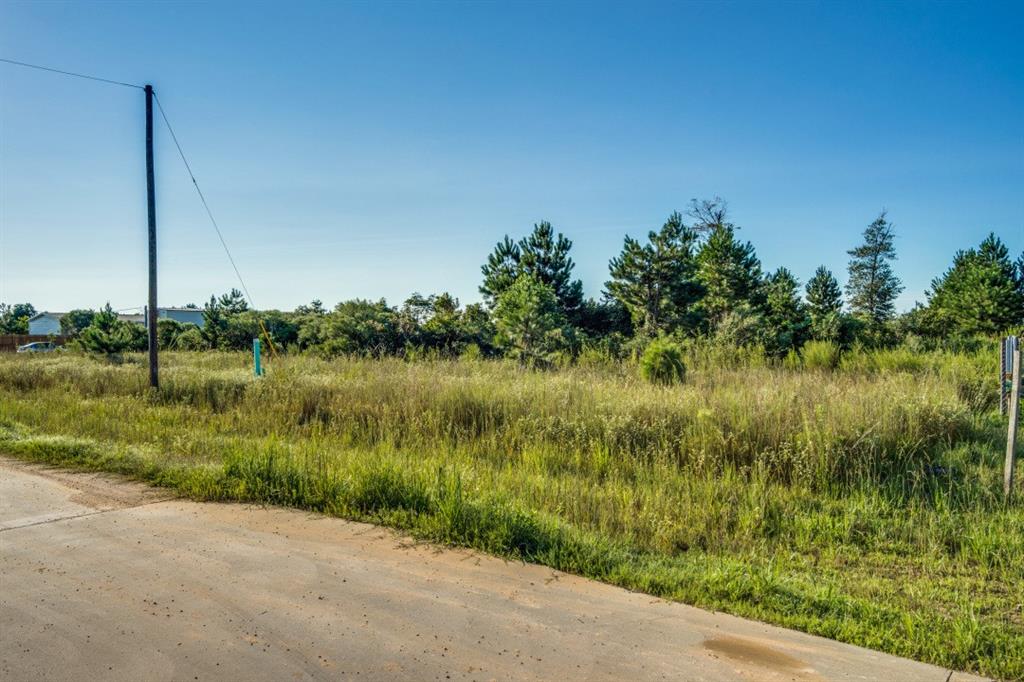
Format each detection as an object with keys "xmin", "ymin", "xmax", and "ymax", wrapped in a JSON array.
[
  {"xmin": 26, "ymin": 307, "xmax": 204, "ymax": 335},
  {"xmin": 27, "ymin": 312, "xmax": 64, "ymax": 336},
  {"xmin": 119, "ymin": 313, "xmax": 146, "ymax": 326},
  {"xmin": 146, "ymin": 307, "xmax": 205, "ymax": 328}
]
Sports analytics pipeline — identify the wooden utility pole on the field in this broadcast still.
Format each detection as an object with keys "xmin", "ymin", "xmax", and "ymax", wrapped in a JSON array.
[
  {"xmin": 1006, "ymin": 348, "xmax": 1020, "ymax": 499},
  {"xmin": 145, "ymin": 84, "xmax": 159, "ymax": 389}
]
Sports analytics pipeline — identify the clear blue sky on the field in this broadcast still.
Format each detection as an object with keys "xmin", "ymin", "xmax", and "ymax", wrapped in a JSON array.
[{"xmin": 1, "ymin": 1, "xmax": 1021, "ymax": 313}]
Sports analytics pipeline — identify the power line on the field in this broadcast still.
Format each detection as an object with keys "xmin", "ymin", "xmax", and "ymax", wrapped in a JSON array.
[
  {"xmin": 2, "ymin": 56, "xmax": 277, "ymax": 356},
  {"xmin": 151, "ymin": 94, "xmax": 257, "ymax": 310},
  {"xmin": 0, "ymin": 57, "xmax": 143, "ymax": 90},
  {"xmin": 152, "ymin": 93, "xmax": 278, "ymax": 357}
]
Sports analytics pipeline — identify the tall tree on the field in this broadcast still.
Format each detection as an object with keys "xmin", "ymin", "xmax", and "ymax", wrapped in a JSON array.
[
  {"xmin": 846, "ymin": 211, "xmax": 903, "ymax": 325},
  {"xmin": 687, "ymin": 196, "xmax": 730, "ymax": 234},
  {"xmin": 763, "ymin": 267, "xmax": 809, "ymax": 355},
  {"xmin": 805, "ymin": 266, "xmax": 844, "ymax": 341},
  {"xmin": 217, "ymin": 288, "xmax": 249, "ymax": 314},
  {"xmin": 605, "ymin": 212, "xmax": 702, "ymax": 336},
  {"xmin": 519, "ymin": 221, "xmax": 584, "ymax": 316},
  {"xmin": 200, "ymin": 289, "xmax": 251, "ymax": 349},
  {"xmin": 480, "ymin": 236, "xmax": 521, "ymax": 307},
  {"xmin": 201, "ymin": 295, "xmax": 228, "ymax": 349},
  {"xmin": 479, "ymin": 223, "xmax": 583, "ymax": 317},
  {"xmin": 805, "ymin": 266, "xmax": 843, "ymax": 318},
  {"xmin": 927, "ymin": 233, "xmax": 1024, "ymax": 335},
  {"xmin": 695, "ymin": 223, "xmax": 764, "ymax": 324},
  {"xmin": 493, "ymin": 274, "xmax": 570, "ymax": 367}
]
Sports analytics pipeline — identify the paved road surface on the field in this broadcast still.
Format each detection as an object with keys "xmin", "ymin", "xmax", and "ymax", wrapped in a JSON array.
[{"xmin": 0, "ymin": 457, "xmax": 988, "ymax": 682}]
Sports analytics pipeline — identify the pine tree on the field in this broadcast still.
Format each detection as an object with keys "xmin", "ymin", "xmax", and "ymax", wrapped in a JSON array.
[
  {"xmin": 805, "ymin": 266, "xmax": 844, "ymax": 341},
  {"xmin": 76, "ymin": 303, "xmax": 136, "ymax": 355},
  {"xmin": 927, "ymin": 233, "xmax": 1024, "ymax": 335},
  {"xmin": 519, "ymin": 222, "xmax": 583, "ymax": 315},
  {"xmin": 805, "ymin": 266, "xmax": 843, "ymax": 318},
  {"xmin": 480, "ymin": 236, "xmax": 521, "ymax": 307},
  {"xmin": 695, "ymin": 223, "xmax": 764, "ymax": 324},
  {"xmin": 493, "ymin": 274, "xmax": 570, "ymax": 367},
  {"xmin": 479, "ymin": 222, "xmax": 583, "ymax": 317},
  {"xmin": 605, "ymin": 212, "xmax": 702, "ymax": 336},
  {"xmin": 218, "ymin": 288, "xmax": 249, "ymax": 314},
  {"xmin": 763, "ymin": 267, "xmax": 808, "ymax": 355},
  {"xmin": 846, "ymin": 211, "xmax": 903, "ymax": 325}
]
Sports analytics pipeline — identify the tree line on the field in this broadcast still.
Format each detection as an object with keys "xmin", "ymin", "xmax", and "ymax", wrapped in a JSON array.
[{"xmin": 2, "ymin": 198, "xmax": 1021, "ymax": 363}]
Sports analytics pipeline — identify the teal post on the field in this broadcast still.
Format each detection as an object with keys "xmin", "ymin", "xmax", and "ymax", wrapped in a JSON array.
[{"xmin": 253, "ymin": 338, "xmax": 262, "ymax": 377}]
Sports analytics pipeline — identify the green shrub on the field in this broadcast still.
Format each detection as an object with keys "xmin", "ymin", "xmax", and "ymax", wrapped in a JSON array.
[
  {"xmin": 639, "ymin": 338, "xmax": 686, "ymax": 385},
  {"xmin": 782, "ymin": 348, "xmax": 802, "ymax": 370},
  {"xmin": 802, "ymin": 340, "xmax": 842, "ymax": 370},
  {"xmin": 173, "ymin": 326, "xmax": 207, "ymax": 351},
  {"xmin": 459, "ymin": 343, "xmax": 483, "ymax": 361}
]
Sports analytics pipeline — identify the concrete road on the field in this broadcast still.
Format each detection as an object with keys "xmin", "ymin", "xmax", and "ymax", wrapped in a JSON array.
[{"xmin": 0, "ymin": 457, "xmax": 987, "ymax": 682}]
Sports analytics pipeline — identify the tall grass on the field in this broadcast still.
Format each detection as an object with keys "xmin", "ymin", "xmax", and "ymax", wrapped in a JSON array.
[{"xmin": 0, "ymin": 349, "xmax": 1020, "ymax": 679}]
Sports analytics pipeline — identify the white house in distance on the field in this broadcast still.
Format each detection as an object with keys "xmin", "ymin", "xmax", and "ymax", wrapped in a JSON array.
[
  {"xmin": 147, "ymin": 307, "xmax": 205, "ymax": 328},
  {"xmin": 26, "ymin": 312, "xmax": 63, "ymax": 336},
  {"xmin": 27, "ymin": 307, "xmax": 204, "ymax": 335}
]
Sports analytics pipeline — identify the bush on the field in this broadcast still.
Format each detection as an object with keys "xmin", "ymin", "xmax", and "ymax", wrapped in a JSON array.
[
  {"xmin": 639, "ymin": 338, "xmax": 686, "ymax": 385},
  {"xmin": 802, "ymin": 340, "xmax": 841, "ymax": 371},
  {"xmin": 174, "ymin": 326, "xmax": 207, "ymax": 351}
]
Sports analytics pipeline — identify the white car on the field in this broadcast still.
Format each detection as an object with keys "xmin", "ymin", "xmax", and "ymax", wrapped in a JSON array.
[{"xmin": 16, "ymin": 341, "xmax": 58, "ymax": 353}]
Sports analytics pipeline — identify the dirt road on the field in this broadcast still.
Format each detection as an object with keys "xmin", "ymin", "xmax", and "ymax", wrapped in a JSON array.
[{"xmin": 0, "ymin": 457, "xmax": 987, "ymax": 681}]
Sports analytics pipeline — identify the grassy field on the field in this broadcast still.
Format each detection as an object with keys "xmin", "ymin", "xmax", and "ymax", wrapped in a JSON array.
[{"xmin": 1, "ymin": 349, "xmax": 1021, "ymax": 679}]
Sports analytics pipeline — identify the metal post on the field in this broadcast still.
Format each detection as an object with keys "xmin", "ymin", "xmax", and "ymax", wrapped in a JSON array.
[
  {"xmin": 1001, "ymin": 339, "xmax": 1008, "ymax": 416},
  {"xmin": 253, "ymin": 338, "xmax": 262, "ymax": 377},
  {"xmin": 145, "ymin": 84, "xmax": 158, "ymax": 389},
  {"xmin": 1005, "ymin": 348, "xmax": 1020, "ymax": 499}
]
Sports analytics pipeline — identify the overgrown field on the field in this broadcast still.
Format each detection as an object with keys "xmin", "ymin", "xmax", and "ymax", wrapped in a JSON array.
[{"xmin": 0, "ymin": 350, "xmax": 1021, "ymax": 679}]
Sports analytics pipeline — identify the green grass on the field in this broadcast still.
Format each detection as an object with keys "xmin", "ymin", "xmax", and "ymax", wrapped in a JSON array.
[{"xmin": 0, "ymin": 350, "xmax": 1021, "ymax": 679}]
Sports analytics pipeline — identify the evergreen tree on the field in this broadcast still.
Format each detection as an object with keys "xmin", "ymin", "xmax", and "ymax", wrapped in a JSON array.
[
  {"xmin": 480, "ymin": 236, "xmax": 521, "ymax": 307},
  {"xmin": 217, "ymin": 288, "xmax": 249, "ymax": 314},
  {"xmin": 76, "ymin": 303, "xmax": 138, "ymax": 355},
  {"xmin": 763, "ymin": 268, "xmax": 809, "ymax": 355},
  {"xmin": 493, "ymin": 274, "xmax": 570, "ymax": 367},
  {"xmin": 200, "ymin": 289, "xmax": 251, "ymax": 349},
  {"xmin": 695, "ymin": 223, "xmax": 764, "ymax": 324},
  {"xmin": 805, "ymin": 266, "xmax": 844, "ymax": 341},
  {"xmin": 295, "ymin": 299, "xmax": 326, "ymax": 316},
  {"xmin": 519, "ymin": 221, "xmax": 584, "ymax": 316},
  {"xmin": 927, "ymin": 233, "xmax": 1024, "ymax": 335},
  {"xmin": 605, "ymin": 212, "xmax": 702, "ymax": 336},
  {"xmin": 805, "ymin": 266, "xmax": 843, "ymax": 318},
  {"xmin": 201, "ymin": 295, "xmax": 227, "ymax": 349},
  {"xmin": 846, "ymin": 211, "xmax": 903, "ymax": 325},
  {"xmin": 573, "ymin": 297, "xmax": 632, "ymax": 340},
  {"xmin": 479, "ymin": 223, "xmax": 583, "ymax": 317}
]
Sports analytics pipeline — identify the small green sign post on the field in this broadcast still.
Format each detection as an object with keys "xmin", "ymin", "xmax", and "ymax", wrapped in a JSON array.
[{"xmin": 253, "ymin": 337, "xmax": 263, "ymax": 377}]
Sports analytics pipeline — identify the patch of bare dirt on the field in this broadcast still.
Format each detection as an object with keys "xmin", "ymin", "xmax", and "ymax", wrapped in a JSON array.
[{"xmin": 0, "ymin": 456, "xmax": 174, "ymax": 510}]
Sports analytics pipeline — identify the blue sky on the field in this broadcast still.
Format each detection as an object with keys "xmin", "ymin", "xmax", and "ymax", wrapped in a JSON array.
[{"xmin": 1, "ymin": 1, "xmax": 1021, "ymax": 313}]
